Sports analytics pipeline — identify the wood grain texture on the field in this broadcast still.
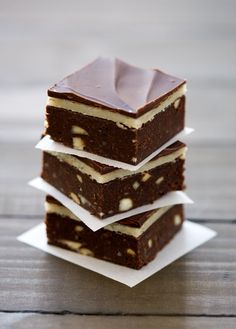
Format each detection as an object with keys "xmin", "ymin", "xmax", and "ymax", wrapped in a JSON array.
[
  {"xmin": 0, "ymin": 0, "xmax": 235, "ymax": 326},
  {"xmin": 1, "ymin": 314, "xmax": 236, "ymax": 329},
  {"xmin": 0, "ymin": 219, "xmax": 235, "ymax": 315}
]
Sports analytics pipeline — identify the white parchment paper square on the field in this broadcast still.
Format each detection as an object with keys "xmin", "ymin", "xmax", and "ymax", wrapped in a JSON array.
[
  {"xmin": 36, "ymin": 127, "xmax": 193, "ymax": 171},
  {"xmin": 29, "ymin": 177, "xmax": 193, "ymax": 231},
  {"xmin": 17, "ymin": 221, "xmax": 216, "ymax": 287}
]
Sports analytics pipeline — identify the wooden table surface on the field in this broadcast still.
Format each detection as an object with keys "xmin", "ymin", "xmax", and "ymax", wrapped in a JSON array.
[{"xmin": 1, "ymin": 1, "xmax": 236, "ymax": 328}]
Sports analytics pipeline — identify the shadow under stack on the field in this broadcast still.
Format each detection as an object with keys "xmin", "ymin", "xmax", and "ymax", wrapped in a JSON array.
[{"xmin": 41, "ymin": 57, "xmax": 187, "ymax": 269}]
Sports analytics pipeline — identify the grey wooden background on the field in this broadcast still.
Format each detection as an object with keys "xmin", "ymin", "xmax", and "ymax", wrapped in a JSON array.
[{"xmin": 0, "ymin": 0, "xmax": 236, "ymax": 328}]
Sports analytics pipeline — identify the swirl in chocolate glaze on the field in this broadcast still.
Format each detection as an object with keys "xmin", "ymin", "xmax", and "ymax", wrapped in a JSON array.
[{"xmin": 48, "ymin": 57, "xmax": 186, "ymax": 117}]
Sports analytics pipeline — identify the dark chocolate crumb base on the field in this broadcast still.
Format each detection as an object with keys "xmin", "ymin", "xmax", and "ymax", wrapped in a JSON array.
[
  {"xmin": 45, "ymin": 96, "xmax": 185, "ymax": 165},
  {"xmin": 42, "ymin": 152, "xmax": 185, "ymax": 219}
]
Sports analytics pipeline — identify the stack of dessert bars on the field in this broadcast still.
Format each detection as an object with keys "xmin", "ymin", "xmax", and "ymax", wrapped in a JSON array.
[{"xmin": 39, "ymin": 57, "xmax": 188, "ymax": 269}]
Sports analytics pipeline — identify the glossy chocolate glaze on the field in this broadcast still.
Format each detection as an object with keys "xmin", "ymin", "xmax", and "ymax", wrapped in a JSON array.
[{"xmin": 48, "ymin": 57, "xmax": 186, "ymax": 118}]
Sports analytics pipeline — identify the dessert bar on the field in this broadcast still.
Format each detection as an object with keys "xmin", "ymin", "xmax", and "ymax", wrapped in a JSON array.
[
  {"xmin": 45, "ymin": 57, "xmax": 186, "ymax": 165},
  {"xmin": 45, "ymin": 196, "xmax": 184, "ymax": 269},
  {"xmin": 41, "ymin": 141, "xmax": 186, "ymax": 219}
]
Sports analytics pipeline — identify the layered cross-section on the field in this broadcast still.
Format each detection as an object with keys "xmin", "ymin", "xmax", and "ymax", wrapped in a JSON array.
[
  {"xmin": 45, "ymin": 57, "xmax": 186, "ymax": 165},
  {"xmin": 45, "ymin": 196, "xmax": 184, "ymax": 269},
  {"xmin": 41, "ymin": 141, "xmax": 186, "ymax": 219},
  {"xmin": 28, "ymin": 57, "xmax": 192, "ymax": 272}
]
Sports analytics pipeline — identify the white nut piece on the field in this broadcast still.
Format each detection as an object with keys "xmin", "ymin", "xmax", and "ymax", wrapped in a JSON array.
[
  {"xmin": 132, "ymin": 181, "xmax": 140, "ymax": 190},
  {"xmin": 141, "ymin": 172, "xmax": 151, "ymax": 182},
  {"xmin": 70, "ymin": 192, "xmax": 81, "ymax": 205},
  {"xmin": 174, "ymin": 98, "xmax": 181, "ymax": 109},
  {"xmin": 75, "ymin": 225, "xmax": 84, "ymax": 232},
  {"xmin": 72, "ymin": 125, "xmax": 89, "ymax": 135},
  {"xmin": 156, "ymin": 176, "xmax": 164, "ymax": 185},
  {"xmin": 80, "ymin": 248, "xmax": 94, "ymax": 257},
  {"xmin": 132, "ymin": 157, "xmax": 137, "ymax": 163},
  {"xmin": 76, "ymin": 174, "xmax": 83, "ymax": 183},
  {"xmin": 73, "ymin": 137, "xmax": 85, "ymax": 150},
  {"xmin": 148, "ymin": 239, "xmax": 153, "ymax": 248},
  {"xmin": 58, "ymin": 240, "xmax": 82, "ymax": 250},
  {"xmin": 119, "ymin": 198, "xmax": 133, "ymax": 212},
  {"xmin": 78, "ymin": 194, "xmax": 87, "ymax": 205},
  {"xmin": 127, "ymin": 248, "xmax": 136, "ymax": 256},
  {"xmin": 174, "ymin": 214, "xmax": 182, "ymax": 226}
]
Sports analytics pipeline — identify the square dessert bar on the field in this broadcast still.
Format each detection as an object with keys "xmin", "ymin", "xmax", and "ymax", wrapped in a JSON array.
[
  {"xmin": 45, "ymin": 57, "xmax": 186, "ymax": 165},
  {"xmin": 41, "ymin": 141, "xmax": 186, "ymax": 219},
  {"xmin": 45, "ymin": 195, "xmax": 184, "ymax": 269}
]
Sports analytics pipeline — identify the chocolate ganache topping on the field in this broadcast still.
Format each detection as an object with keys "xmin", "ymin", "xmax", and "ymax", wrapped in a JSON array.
[{"xmin": 48, "ymin": 57, "xmax": 186, "ymax": 117}]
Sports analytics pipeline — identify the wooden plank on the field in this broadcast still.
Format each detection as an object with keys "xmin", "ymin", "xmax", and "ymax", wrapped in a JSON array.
[
  {"xmin": 0, "ymin": 0, "xmax": 235, "ymax": 326},
  {"xmin": 0, "ymin": 219, "xmax": 235, "ymax": 315},
  {"xmin": 186, "ymin": 145, "xmax": 236, "ymax": 219},
  {"xmin": 1, "ymin": 143, "xmax": 235, "ymax": 220},
  {"xmin": 0, "ymin": 314, "xmax": 236, "ymax": 329}
]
